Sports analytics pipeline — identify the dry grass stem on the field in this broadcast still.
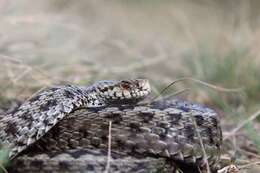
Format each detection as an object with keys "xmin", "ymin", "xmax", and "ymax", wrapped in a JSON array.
[
  {"xmin": 224, "ymin": 108, "xmax": 260, "ymax": 140},
  {"xmin": 238, "ymin": 161, "xmax": 260, "ymax": 170},
  {"xmin": 191, "ymin": 114, "xmax": 211, "ymax": 173},
  {"xmin": 104, "ymin": 121, "xmax": 112, "ymax": 173},
  {"xmin": 0, "ymin": 54, "xmax": 68, "ymax": 85},
  {"xmin": 238, "ymin": 148, "xmax": 260, "ymax": 159},
  {"xmin": 154, "ymin": 88, "xmax": 191, "ymax": 102},
  {"xmin": 163, "ymin": 88, "xmax": 191, "ymax": 99},
  {"xmin": 152, "ymin": 77, "xmax": 243, "ymax": 102},
  {"xmin": 0, "ymin": 163, "xmax": 8, "ymax": 173}
]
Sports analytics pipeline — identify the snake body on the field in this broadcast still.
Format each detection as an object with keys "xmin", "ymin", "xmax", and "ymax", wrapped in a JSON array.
[
  {"xmin": 11, "ymin": 149, "xmax": 174, "ymax": 173},
  {"xmin": 0, "ymin": 79, "xmax": 222, "ymax": 172},
  {"xmin": 0, "ymin": 79, "xmax": 150, "ymax": 158}
]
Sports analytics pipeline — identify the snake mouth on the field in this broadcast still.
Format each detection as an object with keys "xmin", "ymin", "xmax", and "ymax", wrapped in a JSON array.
[
  {"xmin": 118, "ymin": 79, "xmax": 151, "ymax": 99},
  {"xmin": 104, "ymin": 88, "xmax": 150, "ymax": 106},
  {"xmin": 105, "ymin": 97, "xmax": 145, "ymax": 106}
]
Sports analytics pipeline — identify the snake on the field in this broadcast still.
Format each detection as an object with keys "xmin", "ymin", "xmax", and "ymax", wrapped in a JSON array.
[{"xmin": 0, "ymin": 79, "xmax": 222, "ymax": 173}]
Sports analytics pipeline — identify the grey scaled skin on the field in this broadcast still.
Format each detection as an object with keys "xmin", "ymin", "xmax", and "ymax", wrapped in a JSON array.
[{"xmin": 0, "ymin": 79, "xmax": 151, "ymax": 159}]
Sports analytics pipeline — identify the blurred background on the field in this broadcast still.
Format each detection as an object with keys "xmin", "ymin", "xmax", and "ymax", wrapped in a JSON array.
[{"xmin": 0, "ymin": 0, "xmax": 260, "ymax": 172}]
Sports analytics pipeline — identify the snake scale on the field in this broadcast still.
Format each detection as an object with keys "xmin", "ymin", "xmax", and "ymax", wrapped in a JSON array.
[{"xmin": 0, "ymin": 79, "xmax": 222, "ymax": 173}]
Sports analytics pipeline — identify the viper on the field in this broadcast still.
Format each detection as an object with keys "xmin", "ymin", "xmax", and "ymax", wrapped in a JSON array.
[{"xmin": 0, "ymin": 79, "xmax": 222, "ymax": 172}]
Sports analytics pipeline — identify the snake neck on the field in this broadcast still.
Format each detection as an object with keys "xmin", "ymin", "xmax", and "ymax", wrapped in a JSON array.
[{"xmin": 80, "ymin": 86, "xmax": 106, "ymax": 108}]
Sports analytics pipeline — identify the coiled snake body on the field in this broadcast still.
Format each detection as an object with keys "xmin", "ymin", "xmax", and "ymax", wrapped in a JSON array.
[{"xmin": 0, "ymin": 79, "xmax": 222, "ymax": 173}]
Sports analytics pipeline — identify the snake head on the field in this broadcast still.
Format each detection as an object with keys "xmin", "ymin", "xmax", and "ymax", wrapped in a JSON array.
[{"xmin": 94, "ymin": 79, "xmax": 151, "ymax": 105}]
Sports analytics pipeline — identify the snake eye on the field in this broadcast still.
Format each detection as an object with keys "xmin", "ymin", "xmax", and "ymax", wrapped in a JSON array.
[
  {"xmin": 120, "ymin": 83, "xmax": 130, "ymax": 90},
  {"xmin": 120, "ymin": 81, "xmax": 131, "ymax": 90}
]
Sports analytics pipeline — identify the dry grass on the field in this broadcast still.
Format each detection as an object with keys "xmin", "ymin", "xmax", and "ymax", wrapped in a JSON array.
[{"xmin": 0, "ymin": 0, "xmax": 260, "ymax": 172}]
